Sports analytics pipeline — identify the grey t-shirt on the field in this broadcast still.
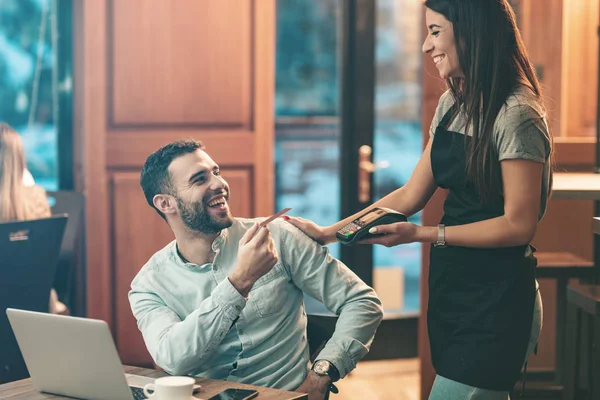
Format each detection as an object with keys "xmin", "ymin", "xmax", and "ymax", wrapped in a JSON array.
[{"xmin": 429, "ymin": 86, "xmax": 552, "ymax": 220}]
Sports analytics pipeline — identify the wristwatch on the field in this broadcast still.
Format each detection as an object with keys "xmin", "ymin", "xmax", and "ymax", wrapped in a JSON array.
[
  {"xmin": 433, "ymin": 224, "xmax": 446, "ymax": 247},
  {"xmin": 311, "ymin": 360, "xmax": 340, "ymax": 383}
]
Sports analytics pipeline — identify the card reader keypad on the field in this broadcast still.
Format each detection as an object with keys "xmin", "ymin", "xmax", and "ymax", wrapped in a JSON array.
[{"xmin": 338, "ymin": 221, "xmax": 363, "ymax": 237}]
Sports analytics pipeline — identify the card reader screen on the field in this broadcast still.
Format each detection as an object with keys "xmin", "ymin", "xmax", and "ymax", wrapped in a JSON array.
[{"xmin": 358, "ymin": 208, "xmax": 386, "ymax": 225}]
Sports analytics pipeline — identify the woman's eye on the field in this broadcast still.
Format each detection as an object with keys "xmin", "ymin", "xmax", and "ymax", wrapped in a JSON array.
[
  {"xmin": 432, "ymin": 31, "xmax": 440, "ymax": 37},
  {"xmin": 214, "ymin": 170, "xmax": 221, "ymax": 176}
]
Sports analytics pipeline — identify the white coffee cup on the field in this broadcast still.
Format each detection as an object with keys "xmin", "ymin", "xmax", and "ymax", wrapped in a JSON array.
[{"xmin": 143, "ymin": 376, "xmax": 195, "ymax": 400}]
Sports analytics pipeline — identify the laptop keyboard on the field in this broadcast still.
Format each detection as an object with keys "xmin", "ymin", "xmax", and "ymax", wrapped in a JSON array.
[{"xmin": 130, "ymin": 386, "xmax": 148, "ymax": 400}]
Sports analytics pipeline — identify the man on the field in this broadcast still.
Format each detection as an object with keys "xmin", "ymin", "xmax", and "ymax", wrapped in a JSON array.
[{"xmin": 129, "ymin": 139, "xmax": 383, "ymax": 399}]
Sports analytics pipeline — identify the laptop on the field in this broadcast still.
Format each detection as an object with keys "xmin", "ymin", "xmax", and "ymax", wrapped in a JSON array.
[
  {"xmin": 6, "ymin": 308, "xmax": 201, "ymax": 400},
  {"xmin": 0, "ymin": 215, "xmax": 68, "ymax": 383}
]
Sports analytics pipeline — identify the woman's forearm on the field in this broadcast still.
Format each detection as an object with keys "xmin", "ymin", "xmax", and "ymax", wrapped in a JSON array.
[{"xmin": 417, "ymin": 215, "xmax": 537, "ymax": 248}]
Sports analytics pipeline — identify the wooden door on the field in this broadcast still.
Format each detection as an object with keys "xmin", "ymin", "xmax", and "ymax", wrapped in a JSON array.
[{"xmin": 73, "ymin": 0, "xmax": 275, "ymax": 366}]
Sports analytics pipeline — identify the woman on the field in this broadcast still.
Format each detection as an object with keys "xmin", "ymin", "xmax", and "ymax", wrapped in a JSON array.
[
  {"xmin": 286, "ymin": 0, "xmax": 549, "ymax": 398},
  {"xmin": 0, "ymin": 124, "xmax": 50, "ymax": 221},
  {"xmin": 0, "ymin": 123, "xmax": 66, "ymax": 315}
]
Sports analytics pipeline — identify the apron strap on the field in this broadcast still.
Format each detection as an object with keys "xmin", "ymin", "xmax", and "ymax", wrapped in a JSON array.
[{"xmin": 438, "ymin": 103, "xmax": 459, "ymax": 130}]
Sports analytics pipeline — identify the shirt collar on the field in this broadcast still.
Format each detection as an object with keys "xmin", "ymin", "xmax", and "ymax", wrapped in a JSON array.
[{"xmin": 170, "ymin": 228, "xmax": 229, "ymax": 268}]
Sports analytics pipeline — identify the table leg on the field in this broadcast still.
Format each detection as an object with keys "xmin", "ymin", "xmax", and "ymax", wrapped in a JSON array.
[
  {"xmin": 562, "ymin": 303, "xmax": 581, "ymax": 400},
  {"xmin": 595, "ymin": 202, "xmax": 600, "ymax": 284},
  {"xmin": 591, "ymin": 317, "xmax": 600, "ymax": 400},
  {"xmin": 556, "ymin": 277, "xmax": 567, "ymax": 383}
]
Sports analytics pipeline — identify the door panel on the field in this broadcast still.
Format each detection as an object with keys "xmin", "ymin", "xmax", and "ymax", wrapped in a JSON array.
[
  {"xmin": 76, "ymin": 0, "xmax": 275, "ymax": 366},
  {"xmin": 111, "ymin": 0, "xmax": 251, "ymax": 126},
  {"xmin": 112, "ymin": 172, "xmax": 173, "ymax": 365}
]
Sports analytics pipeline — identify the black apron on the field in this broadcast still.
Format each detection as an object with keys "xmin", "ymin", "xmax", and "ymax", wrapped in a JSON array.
[{"xmin": 428, "ymin": 105, "xmax": 537, "ymax": 391}]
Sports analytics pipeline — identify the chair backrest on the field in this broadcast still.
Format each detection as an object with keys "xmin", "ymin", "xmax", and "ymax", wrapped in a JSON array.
[
  {"xmin": 46, "ymin": 191, "xmax": 85, "ymax": 308},
  {"xmin": 0, "ymin": 215, "xmax": 67, "ymax": 384}
]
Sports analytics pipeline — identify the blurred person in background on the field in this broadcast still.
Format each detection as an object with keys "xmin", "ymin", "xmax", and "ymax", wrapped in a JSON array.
[{"xmin": 0, "ymin": 123, "xmax": 66, "ymax": 314}]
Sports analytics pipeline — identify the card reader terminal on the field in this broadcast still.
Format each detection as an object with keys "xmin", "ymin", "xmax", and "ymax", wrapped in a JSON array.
[{"xmin": 336, "ymin": 207, "xmax": 407, "ymax": 245}]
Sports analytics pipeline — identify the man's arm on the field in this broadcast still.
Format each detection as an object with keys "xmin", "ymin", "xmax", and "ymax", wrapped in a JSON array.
[
  {"xmin": 278, "ymin": 222, "xmax": 384, "ymax": 378},
  {"xmin": 129, "ymin": 276, "xmax": 246, "ymax": 376}
]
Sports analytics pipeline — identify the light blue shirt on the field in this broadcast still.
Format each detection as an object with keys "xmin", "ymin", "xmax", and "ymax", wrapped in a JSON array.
[{"xmin": 128, "ymin": 218, "xmax": 383, "ymax": 391}]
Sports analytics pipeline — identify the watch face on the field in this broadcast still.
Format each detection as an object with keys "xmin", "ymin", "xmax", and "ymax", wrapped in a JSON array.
[{"xmin": 314, "ymin": 360, "xmax": 330, "ymax": 375}]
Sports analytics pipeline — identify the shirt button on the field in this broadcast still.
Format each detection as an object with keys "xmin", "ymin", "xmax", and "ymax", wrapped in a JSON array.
[
  {"xmin": 238, "ymin": 329, "xmax": 244, "ymax": 335},
  {"xmin": 213, "ymin": 265, "xmax": 219, "ymax": 271}
]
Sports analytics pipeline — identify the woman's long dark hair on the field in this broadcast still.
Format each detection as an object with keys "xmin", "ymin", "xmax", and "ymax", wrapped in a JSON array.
[{"xmin": 424, "ymin": 0, "xmax": 551, "ymax": 202}]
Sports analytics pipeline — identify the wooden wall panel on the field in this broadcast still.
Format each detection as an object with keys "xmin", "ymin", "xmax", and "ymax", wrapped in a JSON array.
[
  {"xmin": 113, "ymin": 169, "xmax": 253, "ymax": 366},
  {"xmin": 112, "ymin": 172, "xmax": 173, "ymax": 366},
  {"xmin": 560, "ymin": 0, "xmax": 598, "ymax": 137},
  {"xmin": 518, "ymin": 0, "xmax": 598, "ymax": 138},
  {"xmin": 223, "ymin": 169, "xmax": 253, "ymax": 218},
  {"xmin": 110, "ymin": 0, "xmax": 251, "ymax": 127},
  {"xmin": 77, "ymin": 0, "xmax": 113, "ymax": 328},
  {"xmin": 106, "ymin": 131, "xmax": 256, "ymax": 168},
  {"xmin": 517, "ymin": 0, "xmax": 563, "ymax": 136}
]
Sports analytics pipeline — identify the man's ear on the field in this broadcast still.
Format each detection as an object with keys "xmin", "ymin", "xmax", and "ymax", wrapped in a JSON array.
[{"xmin": 153, "ymin": 194, "xmax": 177, "ymax": 216}]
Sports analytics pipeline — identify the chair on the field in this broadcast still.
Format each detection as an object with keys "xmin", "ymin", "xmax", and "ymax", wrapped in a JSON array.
[
  {"xmin": 511, "ymin": 251, "xmax": 594, "ymax": 398},
  {"xmin": 306, "ymin": 312, "xmax": 339, "ymax": 400},
  {"xmin": 307, "ymin": 313, "xmax": 338, "ymax": 362},
  {"xmin": 46, "ymin": 191, "xmax": 85, "ymax": 315},
  {"xmin": 0, "ymin": 215, "xmax": 67, "ymax": 383},
  {"xmin": 562, "ymin": 283, "xmax": 600, "ymax": 400}
]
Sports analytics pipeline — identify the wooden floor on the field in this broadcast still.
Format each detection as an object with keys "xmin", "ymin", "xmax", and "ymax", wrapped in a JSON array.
[{"xmin": 334, "ymin": 358, "xmax": 420, "ymax": 400}]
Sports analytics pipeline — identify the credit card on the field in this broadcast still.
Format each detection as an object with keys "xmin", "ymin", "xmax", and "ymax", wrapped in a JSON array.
[{"xmin": 259, "ymin": 207, "xmax": 292, "ymax": 227}]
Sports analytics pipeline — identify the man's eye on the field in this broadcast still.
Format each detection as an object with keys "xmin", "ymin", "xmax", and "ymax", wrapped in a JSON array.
[
  {"xmin": 432, "ymin": 31, "xmax": 440, "ymax": 37},
  {"xmin": 214, "ymin": 170, "xmax": 221, "ymax": 176}
]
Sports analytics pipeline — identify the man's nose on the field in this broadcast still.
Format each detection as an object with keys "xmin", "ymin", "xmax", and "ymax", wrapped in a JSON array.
[{"xmin": 209, "ymin": 175, "xmax": 226, "ymax": 190}]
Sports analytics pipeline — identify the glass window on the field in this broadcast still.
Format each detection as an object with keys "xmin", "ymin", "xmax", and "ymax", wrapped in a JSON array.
[
  {"xmin": 0, "ymin": 0, "xmax": 60, "ymax": 190},
  {"xmin": 275, "ymin": 1, "xmax": 338, "ymax": 117},
  {"xmin": 275, "ymin": 0, "xmax": 423, "ymax": 312},
  {"xmin": 373, "ymin": 0, "xmax": 422, "ymax": 312},
  {"xmin": 275, "ymin": 0, "xmax": 341, "ymax": 259}
]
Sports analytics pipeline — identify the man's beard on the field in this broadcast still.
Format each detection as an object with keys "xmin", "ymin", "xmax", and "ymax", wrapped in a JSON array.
[{"xmin": 176, "ymin": 196, "xmax": 233, "ymax": 235}]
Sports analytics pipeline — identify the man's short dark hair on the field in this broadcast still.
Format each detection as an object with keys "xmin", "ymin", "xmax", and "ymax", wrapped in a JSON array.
[{"xmin": 140, "ymin": 139, "xmax": 205, "ymax": 220}]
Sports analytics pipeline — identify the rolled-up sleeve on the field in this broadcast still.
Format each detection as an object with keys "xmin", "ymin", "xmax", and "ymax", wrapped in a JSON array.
[
  {"xmin": 128, "ymin": 274, "xmax": 246, "ymax": 376},
  {"xmin": 278, "ymin": 223, "xmax": 384, "ymax": 377}
]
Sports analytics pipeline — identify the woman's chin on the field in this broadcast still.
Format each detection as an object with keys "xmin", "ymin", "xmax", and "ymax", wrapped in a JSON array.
[{"xmin": 435, "ymin": 66, "xmax": 448, "ymax": 80}]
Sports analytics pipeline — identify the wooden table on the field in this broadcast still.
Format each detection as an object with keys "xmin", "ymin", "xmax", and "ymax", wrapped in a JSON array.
[
  {"xmin": 552, "ymin": 172, "xmax": 600, "ymax": 200},
  {"xmin": 561, "ymin": 219, "xmax": 600, "ymax": 400},
  {"xmin": 528, "ymin": 173, "xmax": 600, "ymax": 389},
  {"xmin": 0, "ymin": 365, "xmax": 308, "ymax": 400}
]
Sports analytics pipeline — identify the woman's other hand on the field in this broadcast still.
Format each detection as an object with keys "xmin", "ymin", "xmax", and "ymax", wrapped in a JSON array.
[
  {"xmin": 282, "ymin": 215, "xmax": 335, "ymax": 245},
  {"xmin": 358, "ymin": 222, "xmax": 433, "ymax": 247}
]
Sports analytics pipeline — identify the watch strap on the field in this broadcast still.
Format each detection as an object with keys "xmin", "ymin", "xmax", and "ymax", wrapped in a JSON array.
[{"xmin": 434, "ymin": 224, "xmax": 446, "ymax": 247}]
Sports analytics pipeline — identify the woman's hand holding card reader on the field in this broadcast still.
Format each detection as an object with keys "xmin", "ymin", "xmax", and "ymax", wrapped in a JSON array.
[{"xmin": 336, "ymin": 207, "xmax": 407, "ymax": 245}]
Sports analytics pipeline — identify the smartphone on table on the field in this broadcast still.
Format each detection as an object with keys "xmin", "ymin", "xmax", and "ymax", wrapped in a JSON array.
[{"xmin": 207, "ymin": 388, "xmax": 259, "ymax": 400}]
